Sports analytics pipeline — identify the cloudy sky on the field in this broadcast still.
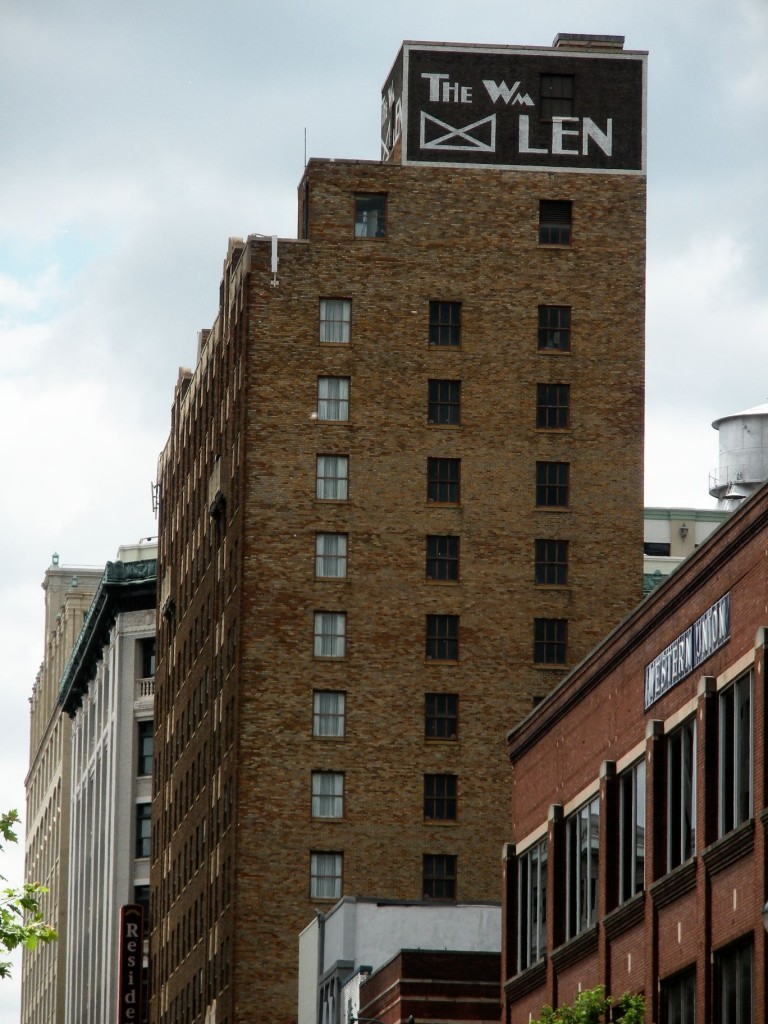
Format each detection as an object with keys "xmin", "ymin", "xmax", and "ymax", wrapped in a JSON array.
[{"xmin": 1, "ymin": 0, "xmax": 766, "ymax": 1012}]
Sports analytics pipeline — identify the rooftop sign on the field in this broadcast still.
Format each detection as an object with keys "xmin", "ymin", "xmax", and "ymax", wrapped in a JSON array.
[
  {"xmin": 382, "ymin": 42, "xmax": 646, "ymax": 173},
  {"xmin": 644, "ymin": 593, "xmax": 730, "ymax": 710}
]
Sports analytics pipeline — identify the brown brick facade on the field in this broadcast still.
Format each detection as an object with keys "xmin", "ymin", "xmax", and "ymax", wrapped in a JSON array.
[
  {"xmin": 151, "ymin": 110, "xmax": 645, "ymax": 1024},
  {"xmin": 504, "ymin": 486, "xmax": 768, "ymax": 1023}
]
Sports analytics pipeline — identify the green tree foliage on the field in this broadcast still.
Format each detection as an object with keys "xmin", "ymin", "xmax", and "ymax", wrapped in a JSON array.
[
  {"xmin": 0, "ymin": 810, "xmax": 57, "ymax": 979},
  {"xmin": 532, "ymin": 985, "xmax": 645, "ymax": 1023}
]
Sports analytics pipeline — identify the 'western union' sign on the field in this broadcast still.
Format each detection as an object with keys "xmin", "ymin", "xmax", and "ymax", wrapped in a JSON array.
[{"xmin": 644, "ymin": 593, "xmax": 730, "ymax": 710}]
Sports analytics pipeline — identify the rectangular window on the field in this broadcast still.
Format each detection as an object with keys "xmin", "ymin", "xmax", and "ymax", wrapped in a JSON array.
[
  {"xmin": 538, "ymin": 305, "xmax": 571, "ymax": 351},
  {"xmin": 662, "ymin": 970, "xmax": 696, "ymax": 1024},
  {"xmin": 536, "ymin": 461, "xmax": 569, "ymax": 507},
  {"xmin": 313, "ymin": 612, "xmax": 346, "ymax": 658},
  {"xmin": 534, "ymin": 540, "xmax": 568, "ymax": 585},
  {"xmin": 423, "ymin": 854, "xmax": 456, "ymax": 900},
  {"xmin": 139, "ymin": 637, "xmax": 156, "ymax": 678},
  {"xmin": 518, "ymin": 837, "xmax": 547, "ymax": 971},
  {"xmin": 534, "ymin": 618, "xmax": 567, "ymax": 665},
  {"xmin": 536, "ymin": 383, "xmax": 570, "ymax": 429},
  {"xmin": 426, "ymin": 615, "xmax": 459, "ymax": 661},
  {"xmin": 313, "ymin": 691, "xmax": 346, "ymax": 738},
  {"xmin": 136, "ymin": 802, "xmax": 152, "ymax": 859},
  {"xmin": 354, "ymin": 194, "xmax": 386, "ymax": 237},
  {"xmin": 668, "ymin": 718, "xmax": 696, "ymax": 870},
  {"xmin": 428, "ymin": 380, "xmax": 461, "ymax": 425},
  {"xmin": 428, "ymin": 301, "xmax": 462, "ymax": 347},
  {"xmin": 316, "ymin": 455, "xmax": 348, "ymax": 500},
  {"xmin": 426, "ymin": 535, "xmax": 459, "ymax": 581},
  {"xmin": 310, "ymin": 852, "xmax": 342, "ymax": 900},
  {"xmin": 716, "ymin": 940, "xmax": 753, "ymax": 1024},
  {"xmin": 539, "ymin": 200, "xmax": 572, "ymax": 245},
  {"xmin": 425, "ymin": 693, "xmax": 458, "ymax": 740},
  {"xmin": 424, "ymin": 774, "xmax": 457, "ymax": 820},
  {"xmin": 427, "ymin": 457, "xmax": 460, "ymax": 504},
  {"xmin": 319, "ymin": 299, "xmax": 351, "ymax": 343},
  {"xmin": 317, "ymin": 377, "xmax": 350, "ymax": 421},
  {"xmin": 315, "ymin": 534, "xmax": 348, "ymax": 579},
  {"xmin": 566, "ymin": 795, "xmax": 599, "ymax": 939},
  {"xmin": 311, "ymin": 772, "xmax": 344, "ymax": 819},
  {"xmin": 137, "ymin": 720, "xmax": 154, "ymax": 777},
  {"xmin": 720, "ymin": 673, "xmax": 752, "ymax": 835},
  {"xmin": 540, "ymin": 74, "xmax": 575, "ymax": 119},
  {"xmin": 644, "ymin": 541, "xmax": 671, "ymax": 556},
  {"xmin": 619, "ymin": 758, "xmax": 645, "ymax": 903}
]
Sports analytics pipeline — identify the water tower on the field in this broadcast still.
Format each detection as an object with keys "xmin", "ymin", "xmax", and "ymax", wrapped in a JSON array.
[{"xmin": 709, "ymin": 403, "xmax": 768, "ymax": 510}]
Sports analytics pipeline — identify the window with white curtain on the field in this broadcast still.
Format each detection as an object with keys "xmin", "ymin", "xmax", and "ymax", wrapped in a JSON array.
[
  {"xmin": 311, "ymin": 772, "xmax": 344, "ymax": 818},
  {"xmin": 317, "ymin": 377, "xmax": 350, "ymax": 421},
  {"xmin": 314, "ymin": 612, "xmax": 346, "ymax": 658},
  {"xmin": 310, "ymin": 852, "xmax": 342, "ymax": 900},
  {"xmin": 316, "ymin": 456, "xmax": 348, "ymax": 500},
  {"xmin": 319, "ymin": 299, "xmax": 351, "ymax": 343},
  {"xmin": 315, "ymin": 534, "xmax": 348, "ymax": 578},
  {"xmin": 313, "ymin": 691, "xmax": 346, "ymax": 737}
]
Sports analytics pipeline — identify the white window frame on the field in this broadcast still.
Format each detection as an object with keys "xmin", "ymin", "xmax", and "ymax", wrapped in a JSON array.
[
  {"xmin": 314, "ymin": 612, "xmax": 346, "ymax": 658},
  {"xmin": 310, "ymin": 852, "xmax": 342, "ymax": 900},
  {"xmin": 719, "ymin": 672, "xmax": 752, "ymax": 836},
  {"xmin": 313, "ymin": 691, "xmax": 346, "ymax": 738},
  {"xmin": 619, "ymin": 758, "xmax": 645, "ymax": 903},
  {"xmin": 315, "ymin": 533, "xmax": 348, "ymax": 579},
  {"xmin": 316, "ymin": 456, "xmax": 348, "ymax": 500},
  {"xmin": 667, "ymin": 717, "xmax": 696, "ymax": 870},
  {"xmin": 311, "ymin": 772, "xmax": 344, "ymax": 818},
  {"xmin": 317, "ymin": 377, "xmax": 350, "ymax": 422},
  {"xmin": 319, "ymin": 299, "xmax": 351, "ymax": 343},
  {"xmin": 565, "ymin": 795, "xmax": 599, "ymax": 939},
  {"xmin": 518, "ymin": 836, "xmax": 547, "ymax": 971}
]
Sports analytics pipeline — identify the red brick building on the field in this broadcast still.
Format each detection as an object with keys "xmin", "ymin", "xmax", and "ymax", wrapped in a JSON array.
[
  {"xmin": 503, "ymin": 483, "xmax": 768, "ymax": 1023},
  {"xmin": 151, "ymin": 36, "xmax": 647, "ymax": 1024}
]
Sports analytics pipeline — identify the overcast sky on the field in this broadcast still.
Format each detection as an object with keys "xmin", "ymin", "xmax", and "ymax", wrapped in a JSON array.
[{"xmin": 1, "ymin": 0, "xmax": 767, "ymax": 1013}]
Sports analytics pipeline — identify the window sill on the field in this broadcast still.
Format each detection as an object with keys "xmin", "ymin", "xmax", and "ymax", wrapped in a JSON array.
[
  {"xmin": 535, "ymin": 505, "xmax": 570, "ymax": 512},
  {"xmin": 314, "ymin": 577, "xmax": 352, "ymax": 584},
  {"xmin": 535, "ymin": 427, "xmax": 572, "ymax": 434},
  {"xmin": 313, "ymin": 657, "xmax": 347, "ymax": 663},
  {"xmin": 311, "ymin": 817, "xmax": 346, "ymax": 824},
  {"xmin": 427, "ymin": 423, "xmax": 461, "ymax": 428},
  {"xmin": 538, "ymin": 348, "xmax": 572, "ymax": 355},
  {"xmin": 425, "ymin": 659, "xmax": 459, "ymax": 666},
  {"xmin": 533, "ymin": 662, "xmax": 568, "ymax": 671},
  {"xmin": 423, "ymin": 818, "xmax": 459, "ymax": 826},
  {"xmin": 425, "ymin": 579, "xmax": 460, "ymax": 586},
  {"xmin": 426, "ymin": 502, "xmax": 461, "ymax": 508}
]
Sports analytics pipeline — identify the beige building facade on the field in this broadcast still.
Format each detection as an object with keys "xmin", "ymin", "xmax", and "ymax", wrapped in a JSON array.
[{"xmin": 21, "ymin": 560, "xmax": 102, "ymax": 1024}]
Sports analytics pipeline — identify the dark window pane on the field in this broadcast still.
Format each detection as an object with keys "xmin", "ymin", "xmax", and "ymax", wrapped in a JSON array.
[
  {"xmin": 533, "ymin": 618, "xmax": 567, "ymax": 664},
  {"xmin": 138, "ymin": 720, "xmax": 154, "ymax": 776},
  {"xmin": 428, "ymin": 301, "xmax": 462, "ymax": 347},
  {"xmin": 424, "ymin": 774, "xmax": 457, "ymax": 820},
  {"xmin": 536, "ymin": 383, "xmax": 570, "ymax": 429},
  {"xmin": 354, "ymin": 194, "xmax": 386, "ymax": 237},
  {"xmin": 428, "ymin": 380, "xmax": 461, "ymax": 424},
  {"xmin": 426, "ymin": 614, "xmax": 459, "ymax": 660},
  {"xmin": 428, "ymin": 458, "xmax": 460, "ymax": 504},
  {"xmin": 539, "ymin": 200, "xmax": 572, "ymax": 245},
  {"xmin": 425, "ymin": 693, "xmax": 458, "ymax": 739},
  {"xmin": 426, "ymin": 535, "xmax": 459, "ymax": 581},
  {"xmin": 534, "ymin": 540, "xmax": 568, "ymax": 585},
  {"xmin": 538, "ymin": 305, "xmax": 571, "ymax": 351},
  {"xmin": 536, "ymin": 461, "xmax": 569, "ymax": 507},
  {"xmin": 423, "ymin": 854, "xmax": 456, "ymax": 899}
]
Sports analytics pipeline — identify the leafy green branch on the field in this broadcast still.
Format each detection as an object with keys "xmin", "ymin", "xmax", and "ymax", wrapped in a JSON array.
[{"xmin": 0, "ymin": 810, "xmax": 57, "ymax": 979}]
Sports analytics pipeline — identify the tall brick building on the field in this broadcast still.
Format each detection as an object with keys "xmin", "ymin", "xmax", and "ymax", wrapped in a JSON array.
[{"xmin": 151, "ymin": 35, "xmax": 647, "ymax": 1024}]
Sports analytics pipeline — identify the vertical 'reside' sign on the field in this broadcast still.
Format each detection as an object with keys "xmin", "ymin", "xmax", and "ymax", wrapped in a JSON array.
[
  {"xmin": 117, "ymin": 904, "xmax": 144, "ymax": 1023},
  {"xmin": 381, "ymin": 41, "xmax": 646, "ymax": 173}
]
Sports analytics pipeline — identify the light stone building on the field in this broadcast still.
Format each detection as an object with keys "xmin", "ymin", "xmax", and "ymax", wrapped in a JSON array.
[
  {"xmin": 22, "ymin": 560, "xmax": 102, "ymax": 1024},
  {"xmin": 58, "ymin": 541, "xmax": 157, "ymax": 1024}
]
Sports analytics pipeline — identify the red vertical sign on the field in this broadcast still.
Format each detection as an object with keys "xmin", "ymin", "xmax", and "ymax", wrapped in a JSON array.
[{"xmin": 117, "ymin": 904, "xmax": 144, "ymax": 1023}]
